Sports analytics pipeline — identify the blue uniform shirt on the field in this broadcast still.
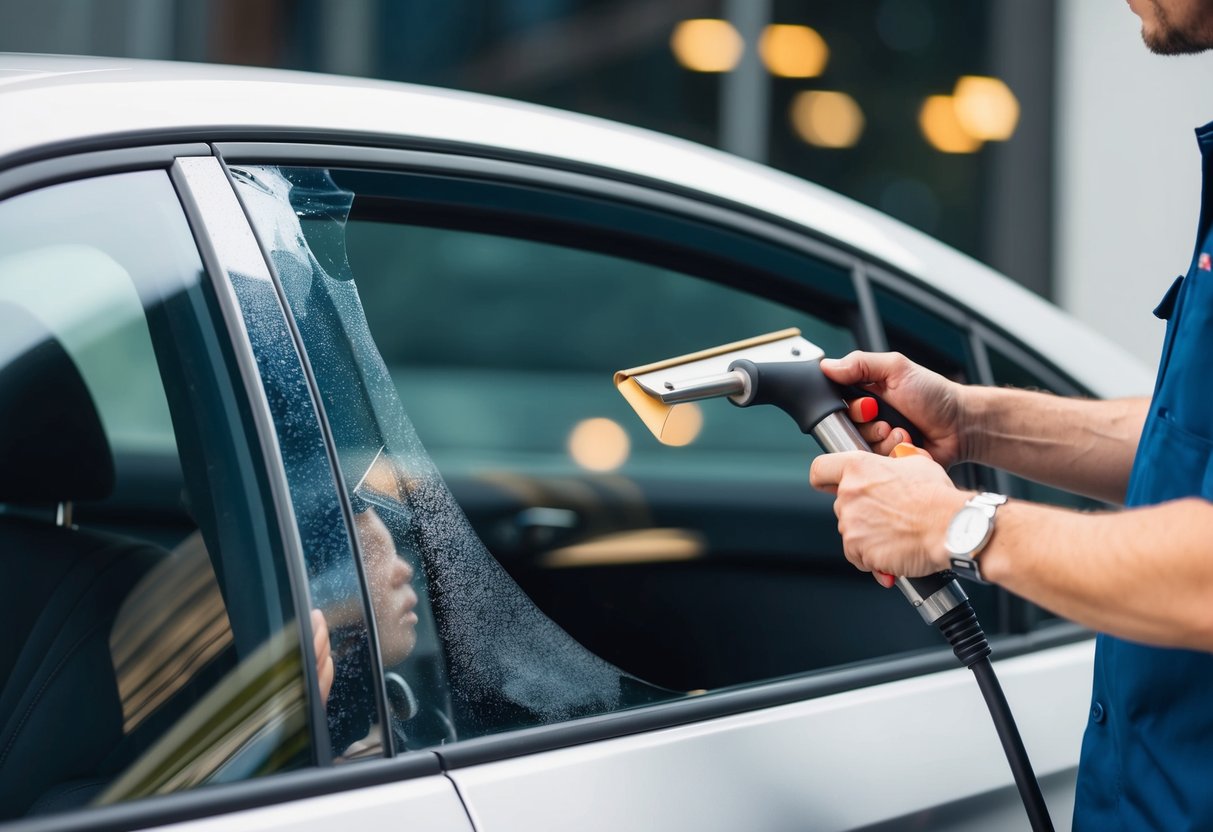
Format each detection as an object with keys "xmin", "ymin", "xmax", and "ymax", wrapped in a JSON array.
[{"xmin": 1074, "ymin": 120, "xmax": 1213, "ymax": 830}]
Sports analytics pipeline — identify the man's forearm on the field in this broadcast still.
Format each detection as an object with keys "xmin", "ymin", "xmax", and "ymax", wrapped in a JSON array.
[
  {"xmin": 977, "ymin": 497, "xmax": 1213, "ymax": 650},
  {"xmin": 962, "ymin": 388, "xmax": 1148, "ymax": 504}
]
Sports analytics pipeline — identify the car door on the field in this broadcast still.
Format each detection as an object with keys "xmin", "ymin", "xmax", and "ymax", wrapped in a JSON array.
[
  {"xmin": 219, "ymin": 145, "xmax": 1093, "ymax": 831},
  {"xmin": 0, "ymin": 151, "xmax": 471, "ymax": 832}
]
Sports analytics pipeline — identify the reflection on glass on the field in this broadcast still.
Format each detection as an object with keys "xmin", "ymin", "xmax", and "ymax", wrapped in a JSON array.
[{"xmin": 110, "ymin": 534, "xmax": 232, "ymax": 733}]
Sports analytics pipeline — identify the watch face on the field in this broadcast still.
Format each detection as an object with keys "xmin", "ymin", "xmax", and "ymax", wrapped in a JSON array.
[{"xmin": 946, "ymin": 505, "xmax": 991, "ymax": 554}]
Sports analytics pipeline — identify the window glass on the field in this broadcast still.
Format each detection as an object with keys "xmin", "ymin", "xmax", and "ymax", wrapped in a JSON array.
[
  {"xmin": 875, "ymin": 285, "xmax": 971, "ymax": 382},
  {"xmin": 237, "ymin": 165, "xmax": 964, "ymax": 746},
  {"xmin": 0, "ymin": 172, "xmax": 310, "ymax": 820},
  {"xmin": 348, "ymin": 219, "xmax": 855, "ymax": 482}
]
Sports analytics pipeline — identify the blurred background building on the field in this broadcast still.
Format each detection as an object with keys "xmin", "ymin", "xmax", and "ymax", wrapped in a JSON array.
[{"xmin": 3, "ymin": 0, "xmax": 1212, "ymax": 365}]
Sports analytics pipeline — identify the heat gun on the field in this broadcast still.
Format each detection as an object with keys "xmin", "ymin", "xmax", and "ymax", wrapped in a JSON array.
[{"xmin": 615, "ymin": 328, "xmax": 1054, "ymax": 832}]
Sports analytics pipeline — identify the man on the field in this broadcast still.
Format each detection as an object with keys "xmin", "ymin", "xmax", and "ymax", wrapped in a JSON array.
[{"xmin": 809, "ymin": 1, "xmax": 1213, "ymax": 828}]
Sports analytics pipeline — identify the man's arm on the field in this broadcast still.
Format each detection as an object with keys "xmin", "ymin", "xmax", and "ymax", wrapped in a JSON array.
[
  {"xmin": 983, "ymin": 497, "xmax": 1213, "ymax": 649},
  {"xmin": 964, "ymin": 388, "xmax": 1148, "ymax": 505},
  {"xmin": 810, "ymin": 451, "xmax": 1213, "ymax": 651}
]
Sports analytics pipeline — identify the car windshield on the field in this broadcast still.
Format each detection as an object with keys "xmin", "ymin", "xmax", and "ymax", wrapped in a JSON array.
[{"xmin": 232, "ymin": 166, "xmax": 673, "ymax": 747}]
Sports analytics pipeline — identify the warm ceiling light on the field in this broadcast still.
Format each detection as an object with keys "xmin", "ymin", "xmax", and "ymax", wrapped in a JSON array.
[
  {"xmin": 790, "ymin": 91, "xmax": 865, "ymax": 149},
  {"xmin": 953, "ymin": 75, "xmax": 1019, "ymax": 141},
  {"xmin": 919, "ymin": 95, "xmax": 982, "ymax": 154},
  {"xmin": 568, "ymin": 418, "xmax": 631, "ymax": 472},
  {"xmin": 759, "ymin": 24, "xmax": 829, "ymax": 78},
  {"xmin": 670, "ymin": 19, "xmax": 744, "ymax": 73}
]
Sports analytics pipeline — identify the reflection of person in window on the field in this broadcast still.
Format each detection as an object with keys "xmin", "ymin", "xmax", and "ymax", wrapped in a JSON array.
[
  {"xmin": 355, "ymin": 505, "xmax": 419, "ymax": 665},
  {"xmin": 313, "ymin": 505, "xmax": 418, "ymax": 754}
]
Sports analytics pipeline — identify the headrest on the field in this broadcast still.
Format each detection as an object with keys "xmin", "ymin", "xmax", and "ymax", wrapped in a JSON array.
[{"xmin": 0, "ymin": 303, "xmax": 114, "ymax": 503}]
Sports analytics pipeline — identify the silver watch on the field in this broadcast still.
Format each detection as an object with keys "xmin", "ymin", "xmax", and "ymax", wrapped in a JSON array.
[{"xmin": 944, "ymin": 492, "xmax": 1007, "ymax": 584}]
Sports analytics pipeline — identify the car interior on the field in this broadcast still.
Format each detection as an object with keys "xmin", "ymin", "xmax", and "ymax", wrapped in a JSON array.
[{"xmin": 0, "ymin": 172, "xmax": 311, "ymax": 820}]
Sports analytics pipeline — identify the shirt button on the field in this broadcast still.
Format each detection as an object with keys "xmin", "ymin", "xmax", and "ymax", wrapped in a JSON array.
[{"xmin": 1091, "ymin": 701, "xmax": 1106, "ymax": 724}]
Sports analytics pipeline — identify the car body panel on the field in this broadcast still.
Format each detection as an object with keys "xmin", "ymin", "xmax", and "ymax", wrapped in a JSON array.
[
  {"xmin": 451, "ymin": 643, "xmax": 1093, "ymax": 832},
  {"xmin": 143, "ymin": 777, "xmax": 470, "ymax": 832}
]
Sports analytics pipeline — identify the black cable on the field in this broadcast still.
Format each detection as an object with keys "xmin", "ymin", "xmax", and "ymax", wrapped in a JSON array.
[
  {"xmin": 935, "ymin": 602, "xmax": 1055, "ymax": 832},
  {"xmin": 971, "ymin": 657, "xmax": 1054, "ymax": 832}
]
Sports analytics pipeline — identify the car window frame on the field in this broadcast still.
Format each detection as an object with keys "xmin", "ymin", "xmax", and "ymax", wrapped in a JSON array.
[{"xmin": 212, "ymin": 143, "xmax": 1096, "ymax": 770}]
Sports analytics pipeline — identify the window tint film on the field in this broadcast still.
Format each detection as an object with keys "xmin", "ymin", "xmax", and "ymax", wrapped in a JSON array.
[
  {"xmin": 235, "ymin": 167, "xmax": 676, "ymax": 748},
  {"xmin": 0, "ymin": 172, "xmax": 309, "ymax": 820}
]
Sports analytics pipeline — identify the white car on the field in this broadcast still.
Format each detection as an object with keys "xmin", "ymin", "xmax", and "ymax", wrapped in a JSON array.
[{"xmin": 0, "ymin": 54, "xmax": 1149, "ymax": 832}]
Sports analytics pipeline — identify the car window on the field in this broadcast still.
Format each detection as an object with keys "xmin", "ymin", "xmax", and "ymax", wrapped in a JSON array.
[
  {"xmin": 236, "ymin": 164, "xmax": 982, "ymax": 748},
  {"xmin": 0, "ymin": 172, "xmax": 312, "ymax": 820},
  {"xmin": 874, "ymin": 284, "xmax": 972, "ymax": 382}
]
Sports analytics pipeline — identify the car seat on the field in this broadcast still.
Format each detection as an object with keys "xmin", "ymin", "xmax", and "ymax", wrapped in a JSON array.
[{"xmin": 0, "ymin": 304, "xmax": 166, "ymax": 819}]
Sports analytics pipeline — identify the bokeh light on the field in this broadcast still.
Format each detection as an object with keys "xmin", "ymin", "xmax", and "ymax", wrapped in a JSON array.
[
  {"xmin": 790, "ymin": 91, "xmax": 865, "ymax": 149},
  {"xmin": 759, "ymin": 24, "xmax": 828, "ymax": 78},
  {"xmin": 953, "ymin": 75, "xmax": 1020, "ymax": 141},
  {"xmin": 568, "ymin": 417, "xmax": 631, "ymax": 471},
  {"xmin": 660, "ymin": 402, "xmax": 703, "ymax": 447},
  {"xmin": 670, "ymin": 19, "xmax": 744, "ymax": 73},
  {"xmin": 919, "ymin": 95, "xmax": 982, "ymax": 154}
]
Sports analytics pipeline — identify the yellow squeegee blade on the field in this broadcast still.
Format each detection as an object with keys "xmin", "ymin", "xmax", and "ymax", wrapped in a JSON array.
[{"xmin": 613, "ymin": 328, "xmax": 801, "ymax": 445}]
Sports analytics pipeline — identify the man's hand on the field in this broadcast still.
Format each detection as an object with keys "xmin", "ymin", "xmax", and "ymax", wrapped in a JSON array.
[
  {"xmin": 810, "ymin": 445, "xmax": 967, "ymax": 580},
  {"xmin": 820, "ymin": 351, "xmax": 968, "ymax": 467}
]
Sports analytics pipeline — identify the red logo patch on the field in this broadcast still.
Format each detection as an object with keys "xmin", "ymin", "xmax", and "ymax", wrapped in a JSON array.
[{"xmin": 1200, "ymin": 253, "xmax": 1211, "ymax": 271}]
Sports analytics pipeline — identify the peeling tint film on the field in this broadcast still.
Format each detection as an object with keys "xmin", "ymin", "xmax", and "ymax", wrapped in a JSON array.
[{"xmin": 233, "ymin": 166, "xmax": 671, "ymax": 746}]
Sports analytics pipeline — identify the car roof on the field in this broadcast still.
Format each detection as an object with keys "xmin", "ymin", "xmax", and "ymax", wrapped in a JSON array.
[{"xmin": 0, "ymin": 53, "xmax": 1151, "ymax": 398}]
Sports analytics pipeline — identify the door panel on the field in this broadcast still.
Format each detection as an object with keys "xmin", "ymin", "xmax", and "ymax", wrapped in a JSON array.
[
  {"xmin": 146, "ymin": 776, "xmax": 471, "ymax": 832},
  {"xmin": 451, "ymin": 642, "xmax": 1092, "ymax": 832}
]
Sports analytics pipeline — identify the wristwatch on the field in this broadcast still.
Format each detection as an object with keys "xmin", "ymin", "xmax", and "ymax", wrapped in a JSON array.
[{"xmin": 944, "ymin": 492, "xmax": 1007, "ymax": 584}]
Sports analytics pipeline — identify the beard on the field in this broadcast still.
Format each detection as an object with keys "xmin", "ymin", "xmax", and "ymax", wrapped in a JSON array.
[{"xmin": 1142, "ymin": 0, "xmax": 1213, "ymax": 54}]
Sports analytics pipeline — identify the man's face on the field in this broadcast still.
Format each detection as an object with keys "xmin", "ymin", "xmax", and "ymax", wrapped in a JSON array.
[{"xmin": 1129, "ymin": 0, "xmax": 1213, "ymax": 55}]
